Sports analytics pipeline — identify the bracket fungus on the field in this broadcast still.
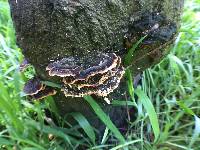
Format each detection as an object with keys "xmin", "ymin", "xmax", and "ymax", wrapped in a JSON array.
[
  {"xmin": 46, "ymin": 57, "xmax": 81, "ymax": 77},
  {"xmin": 46, "ymin": 53, "xmax": 125, "ymax": 98},
  {"xmin": 23, "ymin": 77, "xmax": 57, "ymax": 100}
]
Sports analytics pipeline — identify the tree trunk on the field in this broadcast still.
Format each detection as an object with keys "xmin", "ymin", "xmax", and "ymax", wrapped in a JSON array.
[{"xmin": 8, "ymin": 0, "xmax": 184, "ymax": 133}]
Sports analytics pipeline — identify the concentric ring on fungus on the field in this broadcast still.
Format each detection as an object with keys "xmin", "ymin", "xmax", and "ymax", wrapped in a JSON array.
[
  {"xmin": 23, "ymin": 77, "xmax": 57, "ymax": 100},
  {"xmin": 31, "ymin": 86, "xmax": 57, "ymax": 100},
  {"xmin": 76, "ymin": 53, "xmax": 119, "ymax": 80},
  {"xmin": 46, "ymin": 53, "xmax": 125, "ymax": 97},
  {"xmin": 23, "ymin": 77, "xmax": 44, "ymax": 95},
  {"xmin": 62, "ymin": 53, "xmax": 121, "ymax": 85},
  {"xmin": 46, "ymin": 57, "xmax": 81, "ymax": 77},
  {"xmin": 61, "ymin": 66, "xmax": 125, "ymax": 97}
]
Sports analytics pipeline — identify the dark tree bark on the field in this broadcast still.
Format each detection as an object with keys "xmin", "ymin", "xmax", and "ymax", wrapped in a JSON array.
[{"xmin": 8, "ymin": 0, "xmax": 184, "ymax": 134}]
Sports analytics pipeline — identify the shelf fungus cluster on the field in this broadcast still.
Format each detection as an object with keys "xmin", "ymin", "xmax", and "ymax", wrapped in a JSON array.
[
  {"xmin": 23, "ymin": 77, "xmax": 57, "ymax": 100},
  {"xmin": 46, "ymin": 53, "xmax": 125, "ymax": 97}
]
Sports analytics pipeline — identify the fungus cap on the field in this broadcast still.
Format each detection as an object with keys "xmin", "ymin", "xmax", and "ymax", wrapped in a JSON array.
[
  {"xmin": 61, "ymin": 66, "xmax": 125, "ymax": 97},
  {"xmin": 31, "ymin": 86, "xmax": 57, "ymax": 100},
  {"xmin": 23, "ymin": 77, "xmax": 43, "ymax": 95},
  {"xmin": 76, "ymin": 53, "xmax": 119, "ymax": 80},
  {"xmin": 46, "ymin": 53, "xmax": 125, "ymax": 97},
  {"xmin": 46, "ymin": 57, "xmax": 81, "ymax": 77},
  {"xmin": 46, "ymin": 53, "xmax": 118, "ymax": 79},
  {"xmin": 23, "ymin": 77, "xmax": 57, "ymax": 100}
]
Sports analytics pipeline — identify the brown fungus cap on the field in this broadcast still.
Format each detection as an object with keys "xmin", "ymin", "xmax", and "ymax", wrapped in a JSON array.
[
  {"xmin": 96, "ymin": 67, "xmax": 125, "ymax": 97},
  {"xmin": 23, "ymin": 77, "xmax": 43, "ymax": 95},
  {"xmin": 75, "ymin": 53, "xmax": 119, "ymax": 80},
  {"xmin": 48, "ymin": 66, "xmax": 81, "ymax": 77},
  {"xmin": 46, "ymin": 53, "xmax": 125, "ymax": 97},
  {"xmin": 61, "ymin": 66, "xmax": 125, "ymax": 97},
  {"xmin": 46, "ymin": 53, "xmax": 118, "ymax": 78},
  {"xmin": 46, "ymin": 57, "xmax": 81, "ymax": 77},
  {"xmin": 31, "ymin": 86, "xmax": 57, "ymax": 100},
  {"xmin": 62, "ymin": 53, "xmax": 120, "ymax": 85},
  {"xmin": 23, "ymin": 77, "xmax": 57, "ymax": 100}
]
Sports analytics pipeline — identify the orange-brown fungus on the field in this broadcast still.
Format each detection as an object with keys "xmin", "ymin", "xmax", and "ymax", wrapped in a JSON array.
[
  {"xmin": 46, "ymin": 53, "xmax": 125, "ymax": 97},
  {"xmin": 23, "ymin": 77, "xmax": 44, "ymax": 95},
  {"xmin": 31, "ymin": 86, "xmax": 57, "ymax": 100},
  {"xmin": 23, "ymin": 77, "xmax": 57, "ymax": 100}
]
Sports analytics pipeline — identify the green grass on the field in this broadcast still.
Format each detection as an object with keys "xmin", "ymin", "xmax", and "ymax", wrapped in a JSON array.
[{"xmin": 0, "ymin": 0, "xmax": 200, "ymax": 149}]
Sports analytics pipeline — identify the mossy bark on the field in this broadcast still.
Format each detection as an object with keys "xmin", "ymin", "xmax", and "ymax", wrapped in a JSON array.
[{"xmin": 9, "ymin": 0, "xmax": 184, "ymax": 133}]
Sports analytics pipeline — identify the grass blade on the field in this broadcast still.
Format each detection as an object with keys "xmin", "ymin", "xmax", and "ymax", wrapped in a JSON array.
[
  {"xmin": 135, "ymin": 88, "xmax": 160, "ymax": 142},
  {"xmin": 189, "ymin": 116, "xmax": 200, "ymax": 148},
  {"xmin": 26, "ymin": 120, "xmax": 73, "ymax": 147},
  {"xmin": 111, "ymin": 100, "xmax": 135, "ymax": 106},
  {"xmin": 124, "ymin": 35, "xmax": 147, "ymax": 66},
  {"xmin": 42, "ymin": 81, "xmax": 61, "ymax": 88},
  {"xmin": 101, "ymin": 127, "xmax": 109, "ymax": 144},
  {"xmin": 177, "ymin": 100, "xmax": 195, "ymax": 115},
  {"xmin": 110, "ymin": 139, "xmax": 142, "ymax": 150},
  {"xmin": 125, "ymin": 69, "xmax": 134, "ymax": 101},
  {"xmin": 84, "ymin": 96, "xmax": 126, "ymax": 144},
  {"xmin": 70, "ymin": 112, "xmax": 96, "ymax": 145},
  {"xmin": 0, "ymin": 137, "xmax": 14, "ymax": 145}
]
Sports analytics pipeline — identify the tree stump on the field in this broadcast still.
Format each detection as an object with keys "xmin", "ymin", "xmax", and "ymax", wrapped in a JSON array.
[{"xmin": 8, "ymin": 0, "xmax": 184, "ymax": 133}]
